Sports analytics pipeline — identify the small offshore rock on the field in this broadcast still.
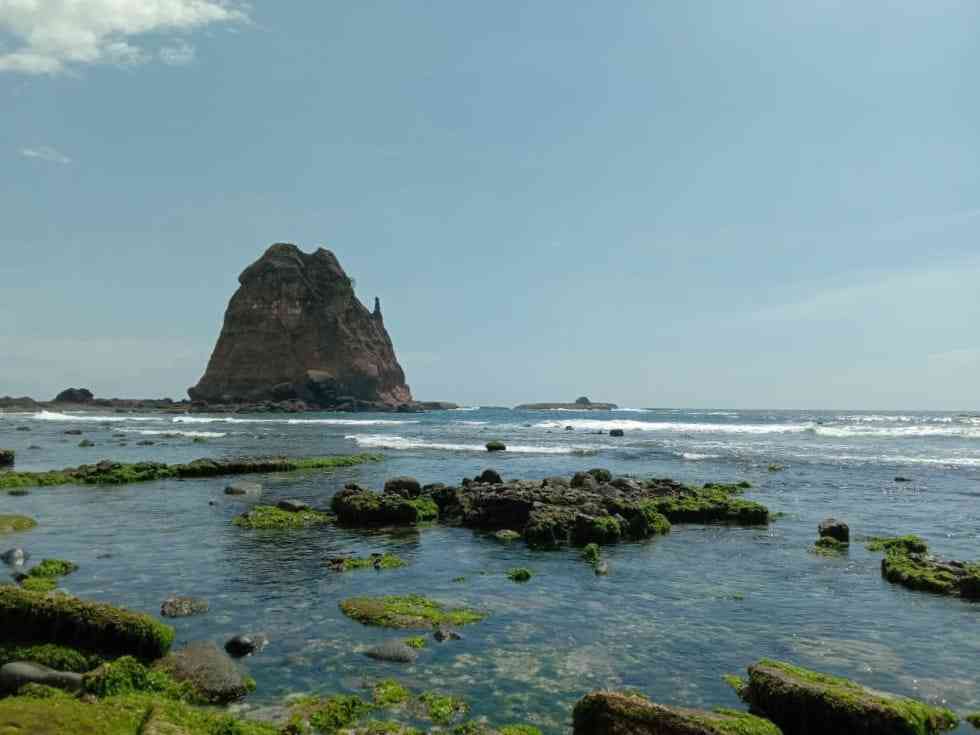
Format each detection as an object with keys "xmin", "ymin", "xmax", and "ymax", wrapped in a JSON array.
[
  {"xmin": 136, "ymin": 440, "xmax": 155, "ymax": 446},
  {"xmin": 78, "ymin": 439, "xmax": 95, "ymax": 448},
  {"xmin": 225, "ymin": 634, "xmax": 268, "ymax": 658},
  {"xmin": 15, "ymin": 427, "xmax": 31, "ymax": 432},
  {"xmin": 64, "ymin": 429, "xmax": 83, "ymax": 436},
  {"xmin": 0, "ymin": 548, "xmax": 29, "ymax": 566},
  {"xmin": 365, "ymin": 640, "xmax": 418, "ymax": 663},
  {"xmin": 433, "ymin": 626, "xmax": 462, "ymax": 642},
  {"xmin": 161, "ymin": 595, "xmax": 210, "ymax": 618},
  {"xmin": 277, "ymin": 499, "xmax": 310, "ymax": 513},
  {"xmin": 486, "ymin": 441, "xmax": 506, "ymax": 452},
  {"xmin": 383, "ymin": 476, "xmax": 422, "ymax": 498},
  {"xmin": 477, "ymin": 469, "xmax": 502, "ymax": 484},
  {"xmin": 894, "ymin": 476, "xmax": 912, "ymax": 483},
  {"xmin": 594, "ymin": 561, "xmax": 610, "ymax": 576},
  {"xmin": 0, "ymin": 449, "xmax": 14, "ymax": 467},
  {"xmin": 494, "ymin": 529, "xmax": 521, "ymax": 542},
  {"xmin": 0, "ymin": 661, "xmax": 83, "ymax": 695},
  {"xmin": 818, "ymin": 518, "xmax": 850, "ymax": 543},
  {"xmin": 225, "ymin": 481, "xmax": 262, "ymax": 496},
  {"xmin": 609, "ymin": 429, "xmax": 625, "ymax": 437}
]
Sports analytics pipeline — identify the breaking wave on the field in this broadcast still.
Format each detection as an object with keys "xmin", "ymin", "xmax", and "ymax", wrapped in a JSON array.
[
  {"xmin": 345, "ymin": 434, "xmax": 598, "ymax": 455},
  {"xmin": 534, "ymin": 419, "xmax": 811, "ymax": 434},
  {"xmin": 32, "ymin": 410, "xmax": 164, "ymax": 423},
  {"xmin": 172, "ymin": 416, "xmax": 416, "ymax": 426},
  {"xmin": 119, "ymin": 429, "xmax": 227, "ymax": 438}
]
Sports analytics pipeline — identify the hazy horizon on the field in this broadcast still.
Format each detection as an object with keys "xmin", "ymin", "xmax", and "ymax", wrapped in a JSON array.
[{"xmin": 3, "ymin": 2, "xmax": 978, "ymax": 410}]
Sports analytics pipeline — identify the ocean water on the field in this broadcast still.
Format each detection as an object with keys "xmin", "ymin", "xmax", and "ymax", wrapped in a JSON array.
[{"xmin": 1, "ymin": 407, "xmax": 979, "ymax": 731}]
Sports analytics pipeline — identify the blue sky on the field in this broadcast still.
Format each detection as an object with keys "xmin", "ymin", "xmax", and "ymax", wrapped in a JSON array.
[{"xmin": 2, "ymin": 1, "xmax": 978, "ymax": 409}]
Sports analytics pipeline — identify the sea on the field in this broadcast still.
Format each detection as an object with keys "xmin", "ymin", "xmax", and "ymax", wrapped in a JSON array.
[{"xmin": 1, "ymin": 406, "xmax": 978, "ymax": 731}]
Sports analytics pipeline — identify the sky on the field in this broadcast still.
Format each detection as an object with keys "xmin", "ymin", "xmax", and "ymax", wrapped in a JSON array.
[{"xmin": 1, "ymin": 1, "xmax": 978, "ymax": 409}]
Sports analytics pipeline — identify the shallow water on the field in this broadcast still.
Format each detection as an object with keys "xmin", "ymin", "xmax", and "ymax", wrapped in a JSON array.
[{"xmin": 1, "ymin": 407, "xmax": 978, "ymax": 732}]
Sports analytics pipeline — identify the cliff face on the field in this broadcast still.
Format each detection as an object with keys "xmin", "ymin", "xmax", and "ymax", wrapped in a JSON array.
[{"xmin": 189, "ymin": 244, "xmax": 412, "ymax": 409}]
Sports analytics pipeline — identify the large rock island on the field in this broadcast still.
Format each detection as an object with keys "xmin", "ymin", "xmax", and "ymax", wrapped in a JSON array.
[{"xmin": 189, "ymin": 243, "xmax": 413, "ymax": 411}]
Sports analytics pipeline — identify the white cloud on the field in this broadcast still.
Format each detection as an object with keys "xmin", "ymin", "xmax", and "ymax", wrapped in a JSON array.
[
  {"xmin": 0, "ymin": 0, "xmax": 246, "ymax": 75},
  {"xmin": 21, "ymin": 145, "xmax": 71, "ymax": 164},
  {"xmin": 159, "ymin": 40, "xmax": 195, "ymax": 66}
]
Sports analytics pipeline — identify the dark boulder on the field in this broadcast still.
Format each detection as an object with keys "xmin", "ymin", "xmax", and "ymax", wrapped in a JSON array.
[
  {"xmin": 0, "ymin": 449, "xmax": 15, "ymax": 467},
  {"xmin": 818, "ymin": 518, "xmax": 849, "ymax": 543},
  {"xmin": 225, "ymin": 634, "xmax": 267, "ymax": 658},
  {"xmin": 383, "ymin": 476, "xmax": 422, "ymax": 498},
  {"xmin": 486, "ymin": 441, "xmax": 506, "ymax": 452},
  {"xmin": 477, "ymin": 469, "xmax": 502, "ymax": 485},
  {"xmin": 609, "ymin": 429, "xmax": 625, "ymax": 437}
]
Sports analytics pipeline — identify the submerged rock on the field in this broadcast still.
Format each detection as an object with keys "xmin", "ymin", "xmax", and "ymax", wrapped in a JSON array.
[
  {"xmin": 732, "ymin": 659, "xmax": 957, "ymax": 735},
  {"xmin": 0, "ymin": 449, "xmax": 14, "ymax": 467},
  {"xmin": 0, "ymin": 548, "xmax": 29, "ymax": 566},
  {"xmin": 433, "ymin": 626, "xmax": 462, "ymax": 642},
  {"xmin": 155, "ymin": 641, "xmax": 250, "ymax": 704},
  {"xmin": 339, "ymin": 595, "xmax": 487, "ymax": 629},
  {"xmin": 160, "ymin": 596, "xmax": 210, "ymax": 618},
  {"xmin": 225, "ymin": 481, "xmax": 262, "ymax": 496},
  {"xmin": 478, "ymin": 469, "xmax": 503, "ymax": 484},
  {"xmin": 868, "ymin": 536, "xmax": 980, "ymax": 599},
  {"xmin": 365, "ymin": 640, "xmax": 419, "ymax": 663},
  {"xmin": 0, "ymin": 515, "xmax": 37, "ymax": 534},
  {"xmin": 573, "ymin": 691, "xmax": 780, "ymax": 735},
  {"xmin": 332, "ymin": 485, "xmax": 437, "ymax": 525},
  {"xmin": 0, "ymin": 661, "xmax": 83, "ymax": 695},
  {"xmin": 276, "ymin": 499, "xmax": 310, "ymax": 513},
  {"xmin": 609, "ymin": 429, "xmax": 625, "ymax": 438}
]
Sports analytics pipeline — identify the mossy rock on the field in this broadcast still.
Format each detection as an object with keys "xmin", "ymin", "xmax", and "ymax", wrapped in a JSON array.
[
  {"xmin": 737, "ymin": 659, "xmax": 957, "ymax": 735},
  {"xmin": 339, "ymin": 595, "xmax": 487, "ymax": 629},
  {"xmin": 287, "ymin": 693, "xmax": 374, "ymax": 733},
  {"xmin": 0, "ymin": 449, "xmax": 14, "ymax": 467},
  {"xmin": 494, "ymin": 530, "xmax": 522, "ymax": 542},
  {"xmin": 582, "ymin": 543, "xmax": 602, "ymax": 565},
  {"xmin": 0, "ymin": 692, "xmax": 279, "ymax": 734},
  {"xmin": 233, "ymin": 505, "xmax": 332, "ymax": 529},
  {"xmin": 331, "ymin": 487, "xmax": 437, "ymax": 526},
  {"xmin": 19, "ymin": 577, "xmax": 58, "ymax": 593},
  {"xmin": 647, "ymin": 485, "xmax": 768, "ymax": 525},
  {"xmin": 572, "ymin": 691, "xmax": 781, "ymax": 734},
  {"xmin": 0, "ymin": 586, "xmax": 174, "ymax": 661},
  {"xmin": 0, "ymin": 515, "xmax": 37, "ymax": 534},
  {"xmin": 813, "ymin": 537, "xmax": 849, "ymax": 555},
  {"xmin": 965, "ymin": 713, "xmax": 980, "ymax": 729},
  {"xmin": 0, "ymin": 643, "xmax": 104, "ymax": 673},
  {"xmin": 373, "ymin": 678, "xmax": 411, "ymax": 706},
  {"xmin": 880, "ymin": 553, "xmax": 959, "ymax": 596},
  {"xmin": 419, "ymin": 691, "xmax": 469, "ymax": 725},
  {"xmin": 331, "ymin": 553, "xmax": 407, "ymax": 572},
  {"xmin": 507, "ymin": 568, "xmax": 532, "ymax": 582},
  {"xmin": 27, "ymin": 559, "xmax": 79, "ymax": 578},
  {"xmin": 486, "ymin": 441, "xmax": 506, "ymax": 452}
]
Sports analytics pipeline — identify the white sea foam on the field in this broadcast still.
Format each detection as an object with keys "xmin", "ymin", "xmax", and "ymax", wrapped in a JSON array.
[
  {"xmin": 457, "ymin": 420, "xmax": 489, "ymax": 426},
  {"xmin": 172, "ymin": 416, "xmax": 415, "ymax": 426},
  {"xmin": 821, "ymin": 453, "xmax": 980, "ymax": 468},
  {"xmin": 813, "ymin": 425, "xmax": 980, "ymax": 439},
  {"xmin": 449, "ymin": 406, "xmax": 481, "ymax": 411},
  {"xmin": 32, "ymin": 410, "xmax": 165, "ymax": 423},
  {"xmin": 534, "ymin": 419, "xmax": 812, "ymax": 434},
  {"xmin": 345, "ymin": 434, "xmax": 597, "ymax": 455},
  {"xmin": 611, "ymin": 408, "xmax": 651, "ymax": 413},
  {"xmin": 119, "ymin": 429, "xmax": 227, "ymax": 438},
  {"xmin": 680, "ymin": 452, "xmax": 721, "ymax": 461}
]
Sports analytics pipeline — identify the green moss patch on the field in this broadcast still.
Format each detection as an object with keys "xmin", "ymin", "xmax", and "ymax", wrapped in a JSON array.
[
  {"xmin": 965, "ymin": 713, "xmax": 980, "ymax": 728},
  {"xmin": 288, "ymin": 694, "xmax": 374, "ymax": 734},
  {"xmin": 336, "ymin": 554, "xmax": 406, "ymax": 572},
  {"xmin": 0, "ymin": 454, "xmax": 381, "ymax": 490},
  {"xmin": 331, "ymin": 488, "xmax": 438, "ymax": 526},
  {"xmin": 813, "ymin": 537, "xmax": 849, "ymax": 555},
  {"xmin": 403, "ymin": 637, "xmax": 426, "ymax": 650},
  {"xmin": 507, "ymin": 568, "xmax": 532, "ymax": 582},
  {"xmin": 0, "ymin": 586, "xmax": 174, "ymax": 661},
  {"xmin": 83, "ymin": 656, "xmax": 194, "ymax": 701},
  {"xmin": 582, "ymin": 543, "xmax": 601, "ymax": 565},
  {"xmin": 0, "ymin": 514, "xmax": 37, "ymax": 533},
  {"xmin": 499, "ymin": 726, "xmax": 543, "ymax": 735},
  {"xmin": 373, "ymin": 679, "xmax": 411, "ymax": 706},
  {"xmin": 419, "ymin": 691, "xmax": 469, "ymax": 725},
  {"xmin": 19, "ymin": 576, "xmax": 57, "ymax": 593},
  {"xmin": 234, "ymin": 505, "xmax": 333, "ymax": 529},
  {"xmin": 339, "ymin": 595, "xmax": 487, "ymax": 629},
  {"xmin": 647, "ymin": 485, "xmax": 769, "ymax": 525},
  {"xmin": 27, "ymin": 559, "xmax": 79, "ymax": 578},
  {"xmin": 867, "ymin": 535, "xmax": 929, "ymax": 554}
]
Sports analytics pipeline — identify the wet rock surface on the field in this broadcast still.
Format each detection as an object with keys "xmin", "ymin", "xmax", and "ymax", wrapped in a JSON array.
[
  {"xmin": 160, "ymin": 596, "xmax": 210, "ymax": 618},
  {"xmin": 0, "ymin": 661, "xmax": 83, "ymax": 695},
  {"xmin": 155, "ymin": 640, "xmax": 250, "ymax": 704},
  {"xmin": 818, "ymin": 518, "xmax": 850, "ymax": 543},
  {"xmin": 364, "ymin": 640, "xmax": 419, "ymax": 663}
]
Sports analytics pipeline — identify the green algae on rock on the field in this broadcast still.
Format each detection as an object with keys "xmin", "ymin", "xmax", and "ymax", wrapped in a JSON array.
[
  {"xmin": 419, "ymin": 691, "xmax": 469, "ymax": 725},
  {"xmin": 83, "ymin": 656, "xmax": 195, "ymax": 701},
  {"xmin": 507, "ymin": 567, "xmax": 533, "ymax": 582},
  {"xmin": 19, "ymin": 576, "xmax": 57, "ymax": 593},
  {"xmin": 813, "ymin": 537, "xmax": 849, "ymax": 555},
  {"xmin": 328, "ymin": 553, "xmax": 407, "ymax": 572},
  {"xmin": 0, "ymin": 453, "xmax": 382, "ymax": 490},
  {"xmin": 26, "ymin": 558, "xmax": 79, "ymax": 578},
  {"xmin": 403, "ymin": 636, "xmax": 427, "ymax": 650},
  {"xmin": 0, "ymin": 514, "xmax": 37, "ymax": 533},
  {"xmin": 0, "ymin": 643, "xmax": 104, "ymax": 674},
  {"xmin": 234, "ymin": 505, "xmax": 333, "ymax": 529},
  {"xmin": 339, "ymin": 595, "xmax": 487, "ymax": 629},
  {"xmin": 735, "ymin": 659, "xmax": 957, "ymax": 735},
  {"xmin": 572, "ymin": 691, "xmax": 781, "ymax": 735},
  {"xmin": 966, "ymin": 713, "xmax": 980, "ymax": 728},
  {"xmin": 331, "ymin": 485, "xmax": 438, "ymax": 525},
  {"xmin": 866, "ymin": 535, "xmax": 929, "ymax": 554},
  {"xmin": 374, "ymin": 679, "xmax": 411, "ymax": 706},
  {"xmin": 0, "ymin": 586, "xmax": 174, "ymax": 661},
  {"xmin": 287, "ymin": 693, "xmax": 375, "ymax": 733}
]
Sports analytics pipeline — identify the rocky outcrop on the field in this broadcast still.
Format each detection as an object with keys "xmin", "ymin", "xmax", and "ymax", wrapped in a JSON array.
[
  {"xmin": 52, "ymin": 388, "xmax": 94, "ymax": 403},
  {"xmin": 189, "ymin": 243, "xmax": 412, "ymax": 410}
]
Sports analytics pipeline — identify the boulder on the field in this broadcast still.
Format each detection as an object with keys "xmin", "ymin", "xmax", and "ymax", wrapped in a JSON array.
[
  {"xmin": 160, "ymin": 596, "xmax": 209, "ymax": 618},
  {"xmin": 188, "ymin": 244, "xmax": 412, "ymax": 409},
  {"xmin": 364, "ymin": 640, "xmax": 418, "ymax": 663},
  {"xmin": 433, "ymin": 626, "xmax": 462, "ymax": 642},
  {"xmin": 734, "ymin": 659, "xmax": 957, "ymax": 735},
  {"xmin": 0, "ymin": 548, "xmax": 28, "ymax": 566},
  {"xmin": 477, "ymin": 469, "xmax": 502, "ymax": 485},
  {"xmin": 0, "ymin": 449, "xmax": 14, "ymax": 467},
  {"xmin": 818, "ymin": 518, "xmax": 849, "ymax": 543},
  {"xmin": 486, "ymin": 441, "xmax": 506, "ymax": 452},
  {"xmin": 609, "ymin": 429, "xmax": 625, "ymax": 437},
  {"xmin": 573, "ymin": 691, "xmax": 780, "ymax": 735},
  {"xmin": 383, "ymin": 476, "xmax": 422, "ymax": 498},
  {"xmin": 225, "ymin": 634, "xmax": 267, "ymax": 658},
  {"xmin": 0, "ymin": 661, "xmax": 83, "ymax": 695},
  {"xmin": 53, "ymin": 388, "xmax": 94, "ymax": 403},
  {"xmin": 225, "ymin": 481, "xmax": 262, "ymax": 497},
  {"xmin": 331, "ymin": 486, "xmax": 437, "ymax": 525},
  {"xmin": 571, "ymin": 472, "xmax": 597, "ymax": 489},
  {"xmin": 155, "ymin": 641, "xmax": 250, "ymax": 704}
]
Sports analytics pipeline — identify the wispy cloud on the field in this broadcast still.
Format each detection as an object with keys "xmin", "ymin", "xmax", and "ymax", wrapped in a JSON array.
[
  {"xmin": 21, "ymin": 146, "xmax": 72, "ymax": 164},
  {"xmin": 0, "ymin": 0, "xmax": 246, "ymax": 75}
]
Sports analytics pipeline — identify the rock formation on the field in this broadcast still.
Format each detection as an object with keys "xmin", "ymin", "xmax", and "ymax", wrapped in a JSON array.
[{"xmin": 189, "ymin": 244, "xmax": 412, "ymax": 410}]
